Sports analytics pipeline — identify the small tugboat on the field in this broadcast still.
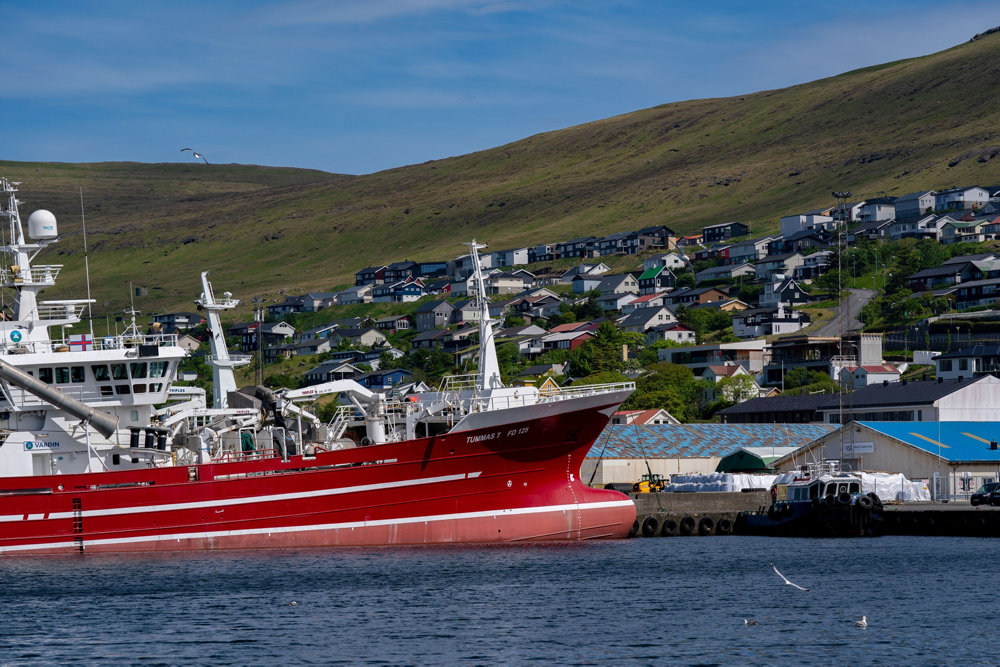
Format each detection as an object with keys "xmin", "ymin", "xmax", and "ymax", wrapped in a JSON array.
[{"xmin": 736, "ymin": 461, "xmax": 884, "ymax": 537}]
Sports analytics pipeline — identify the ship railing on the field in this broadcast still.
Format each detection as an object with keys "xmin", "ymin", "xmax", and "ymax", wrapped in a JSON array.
[
  {"xmin": 206, "ymin": 353, "xmax": 252, "ymax": 366},
  {"xmin": 214, "ymin": 447, "xmax": 278, "ymax": 463},
  {"xmin": 0, "ymin": 264, "xmax": 62, "ymax": 286},
  {"xmin": 37, "ymin": 301, "xmax": 88, "ymax": 320},
  {"xmin": 542, "ymin": 381, "xmax": 636, "ymax": 400},
  {"xmin": 326, "ymin": 404, "xmax": 357, "ymax": 439},
  {"xmin": 437, "ymin": 374, "xmax": 480, "ymax": 392},
  {"xmin": 47, "ymin": 332, "xmax": 181, "ymax": 351}
]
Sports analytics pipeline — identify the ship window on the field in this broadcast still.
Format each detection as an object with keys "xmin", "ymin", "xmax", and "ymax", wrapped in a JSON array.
[
  {"xmin": 71, "ymin": 367, "xmax": 85, "ymax": 383},
  {"xmin": 55, "ymin": 367, "xmax": 70, "ymax": 384},
  {"xmin": 130, "ymin": 410, "xmax": 139, "ymax": 422},
  {"xmin": 150, "ymin": 383, "xmax": 163, "ymax": 392},
  {"xmin": 130, "ymin": 362, "xmax": 147, "ymax": 379},
  {"xmin": 149, "ymin": 361, "xmax": 168, "ymax": 378},
  {"xmin": 824, "ymin": 483, "xmax": 836, "ymax": 497},
  {"xmin": 115, "ymin": 385, "xmax": 130, "ymax": 395},
  {"xmin": 93, "ymin": 365, "xmax": 110, "ymax": 381},
  {"xmin": 38, "ymin": 368, "xmax": 53, "ymax": 383},
  {"xmin": 133, "ymin": 384, "xmax": 147, "ymax": 393},
  {"xmin": 850, "ymin": 482, "xmax": 860, "ymax": 493},
  {"xmin": 111, "ymin": 364, "xmax": 128, "ymax": 380},
  {"xmin": 100, "ymin": 386, "xmax": 113, "ymax": 397},
  {"xmin": 838, "ymin": 484, "xmax": 848, "ymax": 494}
]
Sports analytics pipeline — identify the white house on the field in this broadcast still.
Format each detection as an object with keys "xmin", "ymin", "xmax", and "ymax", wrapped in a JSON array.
[
  {"xmin": 619, "ymin": 306, "xmax": 677, "ymax": 333},
  {"xmin": 780, "ymin": 210, "xmax": 834, "ymax": 237},
  {"xmin": 643, "ymin": 252, "xmax": 690, "ymax": 272},
  {"xmin": 894, "ymin": 191, "xmax": 936, "ymax": 218},
  {"xmin": 838, "ymin": 364, "xmax": 901, "ymax": 389}
]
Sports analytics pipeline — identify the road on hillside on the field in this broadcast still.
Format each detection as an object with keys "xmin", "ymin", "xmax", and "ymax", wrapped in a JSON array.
[{"xmin": 812, "ymin": 288, "xmax": 874, "ymax": 336}]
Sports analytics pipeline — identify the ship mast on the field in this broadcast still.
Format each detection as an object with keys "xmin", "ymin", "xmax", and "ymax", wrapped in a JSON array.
[
  {"xmin": 465, "ymin": 240, "xmax": 503, "ymax": 391},
  {"xmin": 196, "ymin": 271, "xmax": 247, "ymax": 408}
]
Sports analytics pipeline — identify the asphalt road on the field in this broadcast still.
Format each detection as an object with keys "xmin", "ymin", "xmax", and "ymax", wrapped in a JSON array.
[{"xmin": 812, "ymin": 288, "xmax": 874, "ymax": 336}]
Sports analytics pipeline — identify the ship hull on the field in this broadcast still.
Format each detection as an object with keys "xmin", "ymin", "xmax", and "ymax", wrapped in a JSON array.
[{"xmin": 0, "ymin": 393, "xmax": 635, "ymax": 554}]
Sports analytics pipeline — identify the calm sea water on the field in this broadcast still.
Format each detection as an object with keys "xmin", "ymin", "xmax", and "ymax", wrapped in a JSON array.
[{"xmin": 0, "ymin": 536, "xmax": 992, "ymax": 665}]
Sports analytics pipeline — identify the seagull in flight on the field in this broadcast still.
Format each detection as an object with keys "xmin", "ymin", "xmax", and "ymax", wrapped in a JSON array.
[
  {"xmin": 771, "ymin": 562, "xmax": 810, "ymax": 591},
  {"xmin": 743, "ymin": 619, "xmax": 758, "ymax": 626},
  {"xmin": 855, "ymin": 615, "xmax": 867, "ymax": 628},
  {"xmin": 180, "ymin": 147, "xmax": 209, "ymax": 164}
]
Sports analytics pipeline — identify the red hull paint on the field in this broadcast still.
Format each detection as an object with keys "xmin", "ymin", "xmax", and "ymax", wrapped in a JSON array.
[{"xmin": 0, "ymin": 399, "xmax": 635, "ymax": 553}]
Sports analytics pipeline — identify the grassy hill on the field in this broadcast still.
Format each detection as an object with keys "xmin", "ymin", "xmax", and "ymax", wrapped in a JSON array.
[{"xmin": 2, "ymin": 30, "xmax": 999, "ymax": 316}]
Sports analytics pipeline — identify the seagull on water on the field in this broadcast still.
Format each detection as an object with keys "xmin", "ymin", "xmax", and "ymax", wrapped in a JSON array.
[
  {"xmin": 771, "ymin": 562, "xmax": 810, "ymax": 591},
  {"xmin": 180, "ymin": 147, "xmax": 209, "ymax": 164},
  {"xmin": 855, "ymin": 615, "xmax": 867, "ymax": 628},
  {"xmin": 744, "ymin": 619, "xmax": 758, "ymax": 626}
]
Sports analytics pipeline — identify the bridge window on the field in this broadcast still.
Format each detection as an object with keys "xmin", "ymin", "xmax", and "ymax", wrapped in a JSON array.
[
  {"xmin": 115, "ymin": 385, "xmax": 130, "ymax": 395},
  {"xmin": 130, "ymin": 362, "xmax": 147, "ymax": 379},
  {"xmin": 149, "ymin": 361, "xmax": 168, "ymax": 378},
  {"xmin": 93, "ymin": 365, "xmax": 110, "ymax": 381},
  {"xmin": 71, "ymin": 366, "xmax": 85, "ymax": 383},
  {"xmin": 38, "ymin": 368, "xmax": 53, "ymax": 383},
  {"xmin": 111, "ymin": 364, "xmax": 128, "ymax": 380},
  {"xmin": 55, "ymin": 367, "xmax": 70, "ymax": 384}
]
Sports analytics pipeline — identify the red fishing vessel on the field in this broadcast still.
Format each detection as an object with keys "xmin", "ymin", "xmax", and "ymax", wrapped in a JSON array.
[{"xmin": 0, "ymin": 178, "xmax": 635, "ymax": 553}]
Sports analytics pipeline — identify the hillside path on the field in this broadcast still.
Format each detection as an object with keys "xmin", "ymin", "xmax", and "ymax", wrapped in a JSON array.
[{"xmin": 812, "ymin": 288, "xmax": 874, "ymax": 336}]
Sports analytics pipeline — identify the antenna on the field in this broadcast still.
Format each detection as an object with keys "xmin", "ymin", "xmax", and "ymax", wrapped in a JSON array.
[{"xmin": 80, "ymin": 187, "xmax": 94, "ymax": 341}]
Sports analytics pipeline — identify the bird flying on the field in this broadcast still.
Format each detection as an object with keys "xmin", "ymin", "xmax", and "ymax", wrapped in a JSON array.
[
  {"xmin": 744, "ymin": 619, "xmax": 758, "ymax": 626},
  {"xmin": 180, "ymin": 147, "xmax": 209, "ymax": 164},
  {"xmin": 771, "ymin": 562, "xmax": 810, "ymax": 591}
]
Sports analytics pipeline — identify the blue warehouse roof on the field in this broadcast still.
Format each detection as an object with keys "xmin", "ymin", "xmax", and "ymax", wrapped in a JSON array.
[
  {"xmin": 858, "ymin": 421, "xmax": 1000, "ymax": 463},
  {"xmin": 590, "ymin": 423, "xmax": 836, "ymax": 459}
]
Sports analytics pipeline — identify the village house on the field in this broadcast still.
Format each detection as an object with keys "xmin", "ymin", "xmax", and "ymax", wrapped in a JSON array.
[
  {"xmin": 637, "ymin": 265, "xmax": 676, "ymax": 293},
  {"xmin": 815, "ymin": 375, "xmax": 1000, "ymax": 424},
  {"xmin": 702, "ymin": 221, "xmax": 749, "ymax": 244},
  {"xmin": 794, "ymin": 251, "xmax": 834, "ymax": 280},
  {"xmin": 857, "ymin": 196, "xmax": 896, "ymax": 223},
  {"xmin": 695, "ymin": 263, "xmax": 755, "ymax": 283},
  {"xmin": 335, "ymin": 285, "xmax": 373, "ymax": 305},
  {"xmin": 935, "ymin": 186, "xmax": 991, "ymax": 212},
  {"xmin": 642, "ymin": 252, "xmax": 689, "ymax": 272},
  {"xmin": 759, "ymin": 276, "xmax": 810, "ymax": 308},
  {"xmin": 492, "ymin": 247, "xmax": 530, "ymax": 267},
  {"xmin": 767, "ymin": 229, "xmax": 831, "ymax": 255},
  {"xmin": 560, "ymin": 263, "xmax": 610, "ymax": 283},
  {"xmin": 374, "ymin": 315, "xmax": 412, "ymax": 334},
  {"xmin": 659, "ymin": 340, "xmax": 768, "ymax": 376},
  {"xmin": 779, "ymin": 209, "xmax": 833, "ymax": 237},
  {"xmin": 355, "ymin": 265, "xmax": 387, "ymax": 286},
  {"xmin": 152, "ymin": 311, "xmax": 204, "ymax": 333},
  {"xmin": 755, "ymin": 252, "xmax": 804, "ymax": 281},
  {"xmin": 838, "ymin": 364, "xmax": 902, "ymax": 389},
  {"xmin": 893, "ymin": 190, "xmax": 937, "ymax": 218},
  {"xmin": 303, "ymin": 361, "xmax": 363, "ymax": 386},
  {"xmin": 611, "ymin": 409, "xmax": 679, "ymax": 425},
  {"xmin": 556, "ymin": 236, "xmax": 598, "ymax": 259},
  {"xmin": 621, "ymin": 292, "xmax": 670, "ymax": 314},
  {"xmin": 329, "ymin": 327, "xmax": 387, "ymax": 348},
  {"xmin": 665, "ymin": 286, "xmax": 730, "ymax": 308},
  {"xmin": 414, "ymin": 300, "xmax": 455, "ymax": 331},
  {"xmin": 934, "ymin": 344, "xmax": 1000, "ymax": 380},
  {"xmin": 732, "ymin": 305, "xmax": 811, "ymax": 339},
  {"xmin": 726, "ymin": 237, "xmax": 772, "ymax": 264},
  {"xmin": 618, "ymin": 306, "xmax": 677, "ymax": 334},
  {"xmin": 646, "ymin": 322, "xmax": 697, "ymax": 345}
]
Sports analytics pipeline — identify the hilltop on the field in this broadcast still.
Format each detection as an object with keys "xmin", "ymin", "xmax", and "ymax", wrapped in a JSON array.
[{"xmin": 2, "ymin": 30, "xmax": 999, "ymax": 315}]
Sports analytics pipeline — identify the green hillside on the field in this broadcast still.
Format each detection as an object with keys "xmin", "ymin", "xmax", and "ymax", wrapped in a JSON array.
[{"xmin": 2, "ymin": 30, "xmax": 999, "ymax": 316}]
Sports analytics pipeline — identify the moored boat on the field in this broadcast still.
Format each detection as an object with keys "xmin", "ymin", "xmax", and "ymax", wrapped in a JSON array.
[
  {"xmin": 735, "ymin": 461, "xmax": 884, "ymax": 537},
  {"xmin": 0, "ymin": 179, "xmax": 636, "ymax": 553}
]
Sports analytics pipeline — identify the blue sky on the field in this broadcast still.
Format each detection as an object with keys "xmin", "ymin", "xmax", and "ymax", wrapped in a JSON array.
[{"xmin": 5, "ymin": 1, "xmax": 999, "ymax": 175}]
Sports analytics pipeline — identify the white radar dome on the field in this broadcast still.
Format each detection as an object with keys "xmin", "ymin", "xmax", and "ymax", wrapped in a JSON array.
[{"xmin": 27, "ymin": 209, "xmax": 58, "ymax": 239}]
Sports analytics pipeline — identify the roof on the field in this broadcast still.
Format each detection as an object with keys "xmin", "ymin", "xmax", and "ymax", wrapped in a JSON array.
[
  {"xmin": 638, "ymin": 265, "xmax": 664, "ymax": 280},
  {"xmin": 717, "ymin": 393, "xmax": 836, "ymax": 416},
  {"xmin": 858, "ymin": 421, "xmax": 1000, "ymax": 463},
  {"xmin": 815, "ymin": 376, "xmax": 994, "ymax": 410},
  {"xmin": 843, "ymin": 365, "xmax": 900, "ymax": 374},
  {"xmin": 592, "ymin": 423, "xmax": 836, "ymax": 458},
  {"xmin": 935, "ymin": 344, "xmax": 1000, "ymax": 360}
]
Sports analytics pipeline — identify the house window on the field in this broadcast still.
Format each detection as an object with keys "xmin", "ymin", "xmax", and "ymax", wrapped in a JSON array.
[
  {"xmin": 940, "ymin": 360, "xmax": 953, "ymax": 372},
  {"xmin": 959, "ymin": 359, "xmax": 968, "ymax": 372}
]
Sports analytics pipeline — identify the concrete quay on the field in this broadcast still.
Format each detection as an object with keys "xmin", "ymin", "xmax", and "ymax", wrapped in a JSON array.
[
  {"xmin": 627, "ymin": 493, "xmax": 1000, "ymax": 537},
  {"xmin": 628, "ymin": 491, "xmax": 767, "ymax": 537}
]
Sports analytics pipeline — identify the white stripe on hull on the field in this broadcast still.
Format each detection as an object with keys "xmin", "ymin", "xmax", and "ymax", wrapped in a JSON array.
[
  {"xmin": 0, "ymin": 499, "xmax": 636, "ymax": 553},
  {"xmin": 0, "ymin": 471, "xmax": 484, "ymax": 522}
]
